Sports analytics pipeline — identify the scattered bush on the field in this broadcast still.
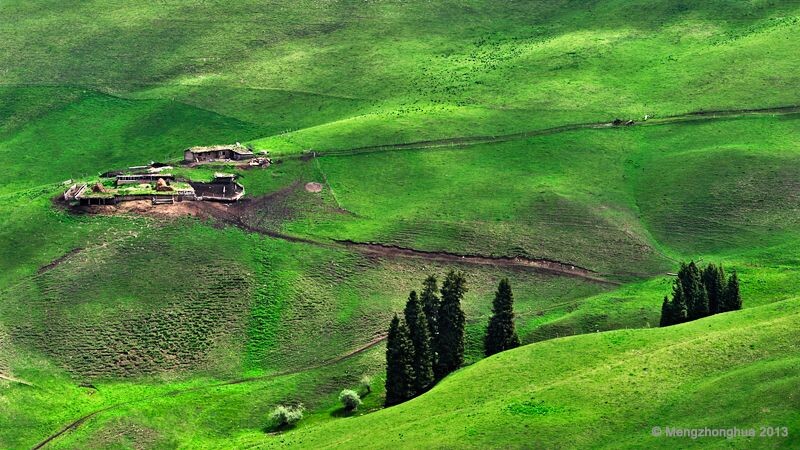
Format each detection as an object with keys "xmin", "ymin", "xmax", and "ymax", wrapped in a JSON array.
[
  {"xmin": 360, "ymin": 375, "xmax": 372, "ymax": 395},
  {"xmin": 339, "ymin": 389, "xmax": 362, "ymax": 411},
  {"xmin": 268, "ymin": 404, "xmax": 304, "ymax": 429}
]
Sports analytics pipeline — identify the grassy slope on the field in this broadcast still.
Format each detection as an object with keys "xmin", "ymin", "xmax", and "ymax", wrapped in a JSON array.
[
  {"xmin": 251, "ymin": 299, "xmax": 800, "ymax": 449},
  {"xmin": 1, "ymin": 0, "xmax": 800, "ymax": 448},
  {"xmin": 0, "ymin": 87, "xmax": 266, "ymax": 194},
  {"xmin": 308, "ymin": 130, "xmax": 663, "ymax": 275},
  {"xmin": 2, "ymin": 1, "xmax": 799, "ymax": 153},
  {"xmin": 1, "ymin": 104, "xmax": 799, "ymax": 449},
  {"xmin": 0, "ymin": 215, "xmax": 608, "ymax": 448},
  {"xmin": 3, "ymin": 113, "xmax": 799, "ymax": 448},
  {"xmin": 632, "ymin": 116, "xmax": 800, "ymax": 255},
  {"xmin": 249, "ymin": 114, "xmax": 800, "ymax": 280},
  {"xmin": 2, "ymin": 112, "xmax": 800, "ymax": 448}
]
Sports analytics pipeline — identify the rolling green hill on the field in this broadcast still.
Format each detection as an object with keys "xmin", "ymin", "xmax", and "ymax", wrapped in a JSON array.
[
  {"xmin": 252, "ymin": 298, "xmax": 800, "ymax": 449},
  {"xmin": 1, "ymin": 0, "xmax": 799, "ymax": 448}
]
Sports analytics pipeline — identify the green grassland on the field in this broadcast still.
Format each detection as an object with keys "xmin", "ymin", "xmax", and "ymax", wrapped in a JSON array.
[
  {"xmin": 3, "ymin": 111, "xmax": 799, "ymax": 448},
  {"xmin": 255, "ymin": 298, "xmax": 800, "ymax": 449},
  {"xmin": 1, "ymin": 0, "xmax": 800, "ymax": 448},
  {"xmin": 0, "ymin": 216, "xmax": 608, "ymax": 448},
  {"xmin": 3, "ymin": 1, "xmax": 800, "ymax": 155}
]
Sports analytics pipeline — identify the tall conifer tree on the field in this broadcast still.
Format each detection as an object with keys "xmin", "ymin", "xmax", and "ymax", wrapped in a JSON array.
[
  {"xmin": 434, "ymin": 270, "xmax": 467, "ymax": 380},
  {"xmin": 659, "ymin": 295, "xmax": 673, "ymax": 327},
  {"xmin": 384, "ymin": 315, "xmax": 416, "ymax": 406},
  {"xmin": 702, "ymin": 264, "xmax": 725, "ymax": 315},
  {"xmin": 484, "ymin": 278, "xmax": 520, "ymax": 356},
  {"xmin": 681, "ymin": 261, "xmax": 709, "ymax": 320},
  {"xmin": 403, "ymin": 291, "xmax": 434, "ymax": 392},
  {"xmin": 721, "ymin": 270, "xmax": 742, "ymax": 312},
  {"xmin": 420, "ymin": 275, "xmax": 440, "ymax": 345},
  {"xmin": 671, "ymin": 277, "xmax": 689, "ymax": 325}
]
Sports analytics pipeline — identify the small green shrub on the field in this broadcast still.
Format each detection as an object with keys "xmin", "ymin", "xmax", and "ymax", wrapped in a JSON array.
[
  {"xmin": 268, "ymin": 404, "xmax": 304, "ymax": 429},
  {"xmin": 339, "ymin": 389, "xmax": 362, "ymax": 411},
  {"xmin": 360, "ymin": 375, "xmax": 372, "ymax": 394}
]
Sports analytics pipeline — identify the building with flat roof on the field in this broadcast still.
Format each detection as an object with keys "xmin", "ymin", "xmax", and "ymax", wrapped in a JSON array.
[{"xmin": 183, "ymin": 143, "xmax": 254, "ymax": 163}]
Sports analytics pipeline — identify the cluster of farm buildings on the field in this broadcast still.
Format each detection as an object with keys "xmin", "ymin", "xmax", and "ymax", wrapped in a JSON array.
[{"xmin": 64, "ymin": 144, "xmax": 266, "ymax": 206}]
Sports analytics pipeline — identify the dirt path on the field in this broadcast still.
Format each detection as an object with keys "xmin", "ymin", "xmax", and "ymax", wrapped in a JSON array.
[
  {"xmin": 37, "ymin": 247, "xmax": 84, "ymax": 274},
  {"xmin": 193, "ymin": 196, "xmax": 624, "ymax": 283},
  {"xmin": 222, "ymin": 213, "xmax": 622, "ymax": 283},
  {"xmin": 336, "ymin": 240, "xmax": 621, "ymax": 285},
  {"xmin": 67, "ymin": 196, "xmax": 621, "ymax": 283},
  {"xmin": 302, "ymin": 105, "xmax": 800, "ymax": 157},
  {"xmin": 0, "ymin": 372, "xmax": 34, "ymax": 387},
  {"xmin": 32, "ymin": 334, "xmax": 388, "ymax": 449}
]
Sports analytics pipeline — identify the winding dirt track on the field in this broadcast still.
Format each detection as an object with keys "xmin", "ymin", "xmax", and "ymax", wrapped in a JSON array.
[
  {"xmin": 305, "ymin": 105, "xmax": 800, "ymax": 157},
  {"xmin": 127, "ymin": 198, "xmax": 624, "ymax": 284},
  {"xmin": 32, "ymin": 334, "xmax": 388, "ymax": 449},
  {"xmin": 334, "ymin": 240, "xmax": 620, "ymax": 285},
  {"xmin": 225, "ymin": 214, "xmax": 621, "ymax": 284}
]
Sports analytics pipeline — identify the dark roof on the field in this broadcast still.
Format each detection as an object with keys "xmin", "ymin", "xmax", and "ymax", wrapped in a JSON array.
[
  {"xmin": 116, "ymin": 173, "xmax": 174, "ymax": 179},
  {"xmin": 186, "ymin": 144, "xmax": 253, "ymax": 155}
]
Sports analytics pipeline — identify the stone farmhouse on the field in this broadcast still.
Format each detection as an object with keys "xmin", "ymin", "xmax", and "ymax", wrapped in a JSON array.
[{"xmin": 183, "ymin": 143, "xmax": 254, "ymax": 163}]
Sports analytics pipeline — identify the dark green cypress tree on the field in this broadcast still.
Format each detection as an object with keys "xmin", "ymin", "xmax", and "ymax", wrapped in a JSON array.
[
  {"xmin": 434, "ymin": 270, "xmax": 467, "ymax": 380},
  {"xmin": 385, "ymin": 315, "xmax": 416, "ymax": 406},
  {"xmin": 682, "ymin": 261, "xmax": 709, "ymax": 320},
  {"xmin": 403, "ymin": 291, "xmax": 434, "ymax": 392},
  {"xmin": 420, "ymin": 275, "xmax": 440, "ymax": 344},
  {"xmin": 659, "ymin": 295, "xmax": 673, "ymax": 327},
  {"xmin": 701, "ymin": 263, "xmax": 725, "ymax": 315},
  {"xmin": 396, "ymin": 320, "xmax": 418, "ymax": 399},
  {"xmin": 671, "ymin": 278, "xmax": 688, "ymax": 324},
  {"xmin": 484, "ymin": 278, "xmax": 520, "ymax": 356},
  {"xmin": 721, "ymin": 270, "xmax": 742, "ymax": 312}
]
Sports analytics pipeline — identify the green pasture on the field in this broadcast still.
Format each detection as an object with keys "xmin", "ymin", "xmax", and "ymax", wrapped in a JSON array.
[
  {"xmin": 257, "ymin": 298, "xmax": 800, "ymax": 449},
  {"xmin": 1, "ymin": 0, "xmax": 800, "ymax": 448}
]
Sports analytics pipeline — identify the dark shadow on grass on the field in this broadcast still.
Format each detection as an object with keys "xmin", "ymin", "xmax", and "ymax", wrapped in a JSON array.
[
  {"xmin": 263, "ymin": 423, "xmax": 299, "ymax": 434},
  {"xmin": 330, "ymin": 407, "xmax": 358, "ymax": 418}
]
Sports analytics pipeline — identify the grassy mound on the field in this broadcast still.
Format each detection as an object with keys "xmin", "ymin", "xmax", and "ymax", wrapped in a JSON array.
[{"xmin": 254, "ymin": 299, "xmax": 800, "ymax": 449}]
